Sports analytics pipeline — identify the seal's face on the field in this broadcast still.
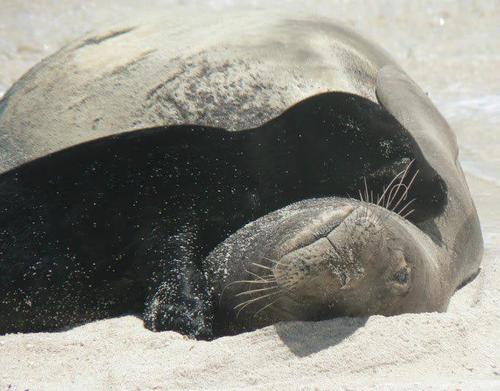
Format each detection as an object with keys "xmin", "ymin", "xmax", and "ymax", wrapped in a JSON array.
[{"xmin": 252, "ymin": 202, "xmax": 442, "ymax": 323}]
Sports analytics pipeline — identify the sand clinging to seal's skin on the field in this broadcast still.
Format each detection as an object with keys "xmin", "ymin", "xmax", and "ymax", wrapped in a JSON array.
[{"xmin": 0, "ymin": 1, "xmax": 499, "ymax": 389}]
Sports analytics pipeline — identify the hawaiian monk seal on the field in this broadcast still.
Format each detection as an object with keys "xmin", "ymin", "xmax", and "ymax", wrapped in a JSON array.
[{"xmin": 0, "ymin": 12, "xmax": 482, "ymax": 339}]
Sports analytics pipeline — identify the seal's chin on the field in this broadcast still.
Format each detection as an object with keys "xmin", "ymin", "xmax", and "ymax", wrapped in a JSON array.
[{"xmin": 271, "ymin": 203, "xmax": 420, "ymax": 318}]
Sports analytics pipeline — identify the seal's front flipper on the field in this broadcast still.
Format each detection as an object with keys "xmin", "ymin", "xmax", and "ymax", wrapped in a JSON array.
[
  {"xmin": 141, "ymin": 225, "xmax": 214, "ymax": 340},
  {"xmin": 144, "ymin": 266, "xmax": 214, "ymax": 340}
]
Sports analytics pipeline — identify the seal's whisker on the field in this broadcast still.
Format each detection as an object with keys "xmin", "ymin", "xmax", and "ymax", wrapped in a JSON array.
[
  {"xmin": 386, "ymin": 183, "xmax": 408, "ymax": 209},
  {"xmin": 377, "ymin": 185, "xmax": 387, "ymax": 206},
  {"xmin": 220, "ymin": 278, "xmax": 269, "ymax": 305},
  {"xmin": 245, "ymin": 269, "xmax": 273, "ymax": 281},
  {"xmin": 386, "ymin": 177, "xmax": 408, "ymax": 209},
  {"xmin": 262, "ymin": 256, "xmax": 285, "ymax": 267},
  {"xmin": 364, "ymin": 177, "xmax": 369, "ymax": 203},
  {"xmin": 234, "ymin": 280, "xmax": 296, "ymax": 317},
  {"xmin": 251, "ymin": 262, "xmax": 273, "ymax": 271},
  {"xmin": 376, "ymin": 164, "xmax": 410, "ymax": 208},
  {"xmin": 253, "ymin": 296, "xmax": 283, "ymax": 317},
  {"xmin": 357, "ymin": 180, "xmax": 378, "ymax": 206},
  {"xmin": 377, "ymin": 171, "xmax": 406, "ymax": 207},
  {"xmin": 391, "ymin": 169, "xmax": 419, "ymax": 213},
  {"xmin": 247, "ymin": 273, "xmax": 275, "ymax": 282},
  {"xmin": 234, "ymin": 291, "xmax": 282, "ymax": 317},
  {"xmin": 401, "ymin": 209, "xmax": 415, "ymax": 219},
  {"xmin": 386, "ymin": 160, "xmax": 414, "ymax": 209},
  {"xmin": 234, "ymin": 291, "xmax": 280, "ymax": 309},
  {"xmin": 231, "ymin": 279, "xmax": 275, "ymax": 285},
  {"xmin": 235, "ymin": 286, "xmax": 280, "ymax": 297},
  {"xmin": 220, "ymin": 274, "xmax": 277, "ymax": 304},
  {"xmin": 396, "ymin": 198, "xmax": 416, "ymax": 217},
  {"xmin": 358, "ymin": 189, "xmax": 364, "ymax": 202},
  {"xmin": 347, "ymin": 160, "xmax": 418, "ymax": 221}
]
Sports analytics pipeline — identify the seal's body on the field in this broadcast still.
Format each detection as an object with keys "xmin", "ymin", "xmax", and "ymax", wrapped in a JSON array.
[
  {"xmin": 0, "ymin": 93, "xmax": 448, "ymax": 338},
  {"xmin": 0, "ymin": 12, "xmax": 482, "ymax": 339}
]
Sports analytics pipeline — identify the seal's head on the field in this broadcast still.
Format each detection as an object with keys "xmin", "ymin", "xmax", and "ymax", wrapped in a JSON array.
[
  {"xmin": 222, "ymin": 198, "xmax": 447, "ymax": 331},
  {"xmin": 275, "ymin": 202, "xmax": 445, "ymax": 314}
]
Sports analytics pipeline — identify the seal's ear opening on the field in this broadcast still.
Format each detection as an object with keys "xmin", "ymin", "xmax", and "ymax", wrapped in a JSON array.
[{"xmin": 246, "ymin": 91, "xmax": 448, "ymax": 224}]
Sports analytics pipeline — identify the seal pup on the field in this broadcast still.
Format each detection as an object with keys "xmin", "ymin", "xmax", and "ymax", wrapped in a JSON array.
[{"xmin": 0, "ymin": 92, "xmax": 450, "ymax": 339}]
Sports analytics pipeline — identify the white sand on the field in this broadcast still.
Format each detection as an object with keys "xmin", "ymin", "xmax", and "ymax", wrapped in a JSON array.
[{"xmin": 1, "ymin": 1, "xmax": 499, "ymax": 390}]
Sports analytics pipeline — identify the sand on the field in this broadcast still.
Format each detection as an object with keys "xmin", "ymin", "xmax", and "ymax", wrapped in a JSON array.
[{"xmin": 0, "ymin": 1, "xmax": 499, "ymax": 390}]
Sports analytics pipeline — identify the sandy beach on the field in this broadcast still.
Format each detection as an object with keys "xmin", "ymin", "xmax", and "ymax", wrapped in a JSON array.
[{"xmin": 0, "ymin": 1, "xmax": 499, "ymax": 389}]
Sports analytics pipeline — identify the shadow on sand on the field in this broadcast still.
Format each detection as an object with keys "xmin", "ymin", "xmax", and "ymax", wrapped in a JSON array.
[{"xmin": 274, "ymin": 316, "xmax": 368, "ymax": 357}]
